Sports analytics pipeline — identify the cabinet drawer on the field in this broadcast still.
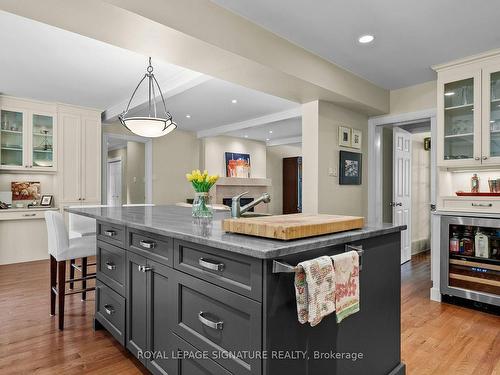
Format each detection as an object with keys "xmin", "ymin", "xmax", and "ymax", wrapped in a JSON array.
[
  {"xmin": 174, "ymin": 240, "xmax": 262, "ymax": 301},
  {"xmin": 128, "ymin": 228, "xmax": 173, "ymax": 267},
  {"xmin": 97, "ymin": 221, "xmax": 125, "ymax": 247},
  {"xmin": 96, "ymin": 280, "xmax": 125, "ymax": 346},
  {"xmin": 97, "ymin": 241, "xmax": 126, "ymax": 296},
  {"xmin": 171, "ymin": 270, "xmax": 261, "ymax": 375},
  {"xmin": 0, "ymin": 210, "xmax": 50, "ymax": 221},
  {"xmin": 441, "ymin": 197, "xmax": 500, "ymax": 212},
  {"xmin": 165, "ymin": 333, "xmax": 233, "ymax": 375}
]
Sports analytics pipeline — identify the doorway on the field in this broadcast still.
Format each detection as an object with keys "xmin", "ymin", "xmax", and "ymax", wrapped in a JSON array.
[
  {"xmin": 107, "ymin": 158, "xmax": 122, "ymax": 206},
  {"xmin": 102, "ymin": 133, "xmax": 153, "ymax": 205}
]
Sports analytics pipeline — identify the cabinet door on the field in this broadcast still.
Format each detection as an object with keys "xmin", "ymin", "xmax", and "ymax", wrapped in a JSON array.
[
  {"xmin": 81, "ymin": 116, "xmax": 101, "ymax": 203},
  {"xmin": 126, "ymin": 251, "xmax": 149, "ymax": 362},
  {"xmin": 148, "ymin": 260, "xmax": 174, "ymax": 375},
  {"xmin": 437, "ymin": 69, "xmax": 482, "ymax": 167},
  {"xmin": 31, "ymin": 112, "xmax": 56, "ymax": 171},
  {"xmin": 481, "ymin": 63, "xmax": 500, "ymax": 165},
  {"xmin": 0, "ymin": 108, "xmax": 27, "ymax": 169},
  {"xmin": 59, "ymin": 112, "xmax": 82, "ymax": 202}
]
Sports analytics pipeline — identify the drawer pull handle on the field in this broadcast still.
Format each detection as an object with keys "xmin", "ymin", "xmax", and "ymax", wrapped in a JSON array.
[
  {"xmin": 22, "ymin": 213, "xmax": 37, "ymax": 217},
  {"xmin": 199, "ymin": 258, "xmax": 224, "ymax": 272},
  {"xmin": 138, "ymin": 265, "xmax": 153, "ymax": 272},
  {"xmin": 139, "ymin": 239, "xmax": 156, "ymax": 249},
  {"xmin": 103, "ymin": 304, "xmax": 115, "ymax": 315},
  {"xmin": 104, "ymin": 230, "xmax": 117, "ymax": 237},
  {"xmin": 198, "ymin": 311, "xmax": 223, "ymax": 330},
  {"xmin": 105, "ymin": 261, "xmax": 116, "ymax": 270},
  {"xmin": 471, "ymin": 203, "xmax": 492, "ymax": 207}
]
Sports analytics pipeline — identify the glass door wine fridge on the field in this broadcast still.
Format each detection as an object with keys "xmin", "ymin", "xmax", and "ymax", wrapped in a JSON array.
[{"xmin": 441, "ymin": 215, "xmax": 500, "ymax": 306}]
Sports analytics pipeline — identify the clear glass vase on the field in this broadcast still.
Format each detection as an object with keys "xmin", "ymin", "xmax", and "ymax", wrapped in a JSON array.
[{"xmin": 192, "ymin": 192, "xmax": 213, "ymax": 218}]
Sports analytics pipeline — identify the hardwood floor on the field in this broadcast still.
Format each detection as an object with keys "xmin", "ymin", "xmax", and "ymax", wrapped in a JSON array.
[{"xmin": 0, "ymin": 253, "xmax": 498, "ymax": 374}]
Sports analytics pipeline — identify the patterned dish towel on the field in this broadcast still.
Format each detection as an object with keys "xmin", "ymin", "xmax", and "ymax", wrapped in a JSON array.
[
  {"xmin": 331, "ymin": 251, "xmax": 360, "ymax": 323},
  {"xmin": 294, "ymin": 256, "xmax": 336, "ymax": 327}
]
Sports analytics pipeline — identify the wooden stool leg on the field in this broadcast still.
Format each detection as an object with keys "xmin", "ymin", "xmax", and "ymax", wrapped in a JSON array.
[
  {"xmin": 57, "ymin": 260, "xmax": 66, "ymax": 330},
  {"xmin": 50, "ymin": 255, "xmax": 57, "ymax": 316},
  {"xmin": 81, "ymin": 257, "xmax": 87, "ymax": 301},
  {"xmin": 69, "ymin": 259, "xmax": 75, "ymax": 289}
]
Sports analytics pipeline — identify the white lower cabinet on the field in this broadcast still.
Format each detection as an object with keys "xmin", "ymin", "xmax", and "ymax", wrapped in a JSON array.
[{"xmin": 58, "ymin": 106, "xmax": 101, "ymax": 205}]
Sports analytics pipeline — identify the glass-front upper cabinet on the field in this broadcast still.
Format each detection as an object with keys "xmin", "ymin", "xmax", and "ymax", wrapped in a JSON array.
[
  {"xmin": 31, "ymin": 114, "xmax": 54, "ymax": 169},
  {"xmin": 482, "ymin": 65, "xmax": 500, "ymax": 164},
  {"xmin": 0, "ymin": 109, "xmax": 24, "ymax": 168},
  {"xmin": 438, "ymin": 70, "xmax": 482, "ymax": 167}
]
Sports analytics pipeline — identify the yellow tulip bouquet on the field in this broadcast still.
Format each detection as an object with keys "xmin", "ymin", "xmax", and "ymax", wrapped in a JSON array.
[
  {"xmin": 186, "ymin": 170, "xmax": 219, "ymax": 192},
  {"xmin": 186, "ymin": 170, "xmax": 219, "ymax": 217}
]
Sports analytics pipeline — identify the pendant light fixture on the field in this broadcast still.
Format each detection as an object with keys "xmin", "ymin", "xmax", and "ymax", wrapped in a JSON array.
[{"xmin": 119, "ymin": 57, "xmax": 177, "ymax": 138}]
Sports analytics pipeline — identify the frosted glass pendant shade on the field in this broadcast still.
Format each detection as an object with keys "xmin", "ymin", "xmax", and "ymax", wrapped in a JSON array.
[{"xmin": 120, "ymin": 117, "xmax": 177, "ymax": 138}]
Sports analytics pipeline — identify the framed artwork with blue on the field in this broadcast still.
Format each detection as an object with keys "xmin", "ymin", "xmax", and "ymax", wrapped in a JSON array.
[{"xmin": 225, "ymin": 152, "xmax": 251, "ymax": 178}]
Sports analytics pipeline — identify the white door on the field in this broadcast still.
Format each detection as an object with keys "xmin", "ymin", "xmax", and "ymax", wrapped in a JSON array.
[
  {"xmin": 393, "ymin": 127, "xmax": 412, "ymax": 264},
  {"xmin": 107, "ymin": 160, "xmax": 122, "ymax": 206}
]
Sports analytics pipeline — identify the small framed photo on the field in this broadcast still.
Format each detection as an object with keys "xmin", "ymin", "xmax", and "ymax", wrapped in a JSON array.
[
  {"xmin": 338, "ymin": 126, "xmax": 351, "ymax": 147},
  {"xmin": 40, "ymin": 195, "xmax": 53, "ymax": 207},
  {"xmin": 339, "ymin": 151, "xmax": 362, "ymax": 185},
  {"xmin": 351, "ymin": 129, "xmax": 362, "ymax": 149}
]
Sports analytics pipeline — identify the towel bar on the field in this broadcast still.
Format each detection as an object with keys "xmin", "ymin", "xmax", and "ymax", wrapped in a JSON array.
[{"xmin": 272, "ymin": 244, "xmax": 364, "ymax": 274}]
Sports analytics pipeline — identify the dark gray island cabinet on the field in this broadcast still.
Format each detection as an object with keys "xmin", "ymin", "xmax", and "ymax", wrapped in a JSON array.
[{"xmin": 67, "ymin": 205, "xmax": 406, "ymax": 375}]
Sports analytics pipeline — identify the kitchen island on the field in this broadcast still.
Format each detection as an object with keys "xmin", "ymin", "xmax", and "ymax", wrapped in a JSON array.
[{"xmin": 66, "ymin": 205, "xmax": 406, "ymax": 375}]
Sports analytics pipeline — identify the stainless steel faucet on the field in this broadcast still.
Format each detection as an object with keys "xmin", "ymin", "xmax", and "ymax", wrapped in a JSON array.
[{"xmin": 231, "ymin": 191, "xmax": 271, "ymax": 218}]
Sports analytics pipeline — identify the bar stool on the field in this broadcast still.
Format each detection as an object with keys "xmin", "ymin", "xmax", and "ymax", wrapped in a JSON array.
[{"xmin": 45, "ymin": 211, "xmax": 96, "ymax": 330}]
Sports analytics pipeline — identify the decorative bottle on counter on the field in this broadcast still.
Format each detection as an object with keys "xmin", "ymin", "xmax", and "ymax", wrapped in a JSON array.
[
  {"xmin": 474, "ymin": 228, "xmax": 490, "ymax": 258},
  {"xmin": 471, "ymin": 174, "xmax": 480, "ymax": 193},
  {"xmin": 450, "ymin": 229, "xmax": 460, "ymax": 254}
]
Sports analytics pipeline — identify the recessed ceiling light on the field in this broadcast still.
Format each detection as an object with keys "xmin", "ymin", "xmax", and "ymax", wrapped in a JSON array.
[
  {"xmin": 244, "ymin": 135, "xmax": 248, "ymax": 138},
  {"xmin": 185, "ymin": 114, "xmax": 191, "ymax": 118},
  {"xmin": 269, "ymin": 130, "xmax": 273, "ymax": 134},
  {"xmin": 266, "ymin": 138, "xmax": 270, "ymax": 141},
  {"xmin": 358, "ymin": 34, "xmax": 374, "ymax": 44},
  {"xmin": 491, "ymin": 120, "xmax": 495, "ymax": 123},
  {"xmin": 231, "ymin": 99, "xmax": 238, "ymax": 104},
  {"xmin": 444, "ymin": 92, "xmax": 455, "ymax": 96}
]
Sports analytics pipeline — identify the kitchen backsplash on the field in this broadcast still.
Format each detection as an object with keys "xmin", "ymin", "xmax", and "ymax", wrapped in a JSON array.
[
  {"xmin": 0, "ymin": 173, "xmax": 56, "ymax": 204},
  {"xmin": 449, "ymin": 170, "xmax": 500, "ymax": 193}
]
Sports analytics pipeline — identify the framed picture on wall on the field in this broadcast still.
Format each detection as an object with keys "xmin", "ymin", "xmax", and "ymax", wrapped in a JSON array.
[
  {"xmin": 339, "ymin": 151, "xmax": 362, "ymax": 185},
  {"xmin": 352, "ymin": 129, "xmax": 362, "ymax": 149},
  {"xmin": 338, "ymin": 126, "xmax": 351, "ymax": 147},
  {"xmin": 225, "ymin": 152, "xmax": 251, "ymax": 178}
]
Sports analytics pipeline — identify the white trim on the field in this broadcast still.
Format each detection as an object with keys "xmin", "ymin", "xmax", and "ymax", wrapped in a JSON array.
[
  {"xmin": 107, "ymin": 156, "xmax": 122, "ymax": 163},
  {"xmin": 102, "ymin": 133, "xmax": 153, "ymax": 204},
  {"xmin": 197, "ymin": 107, "xmax": 301, "ymax": 138},
  {"xmin": 266, "ymin": 136, "xmax": 301, "ymax": 146},
  {"xmin": 102, "ymin": 73, "xmax": 212, "ymax": 122},
  {"xmin": 432, "ymin": 48, "xmax": 500, "ymax": 72}
]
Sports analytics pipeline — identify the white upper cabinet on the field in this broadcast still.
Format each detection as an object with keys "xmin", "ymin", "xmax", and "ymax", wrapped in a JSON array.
[
  {"xmin": 436, "ymin": 51, "xmax": 500, "ymax": 167},
  {"xmin": 58, "ymin": 107, "xmax": 101, "ymax": 204},
  {"xmin": 0, "ymin": 99, "xmax": 57, "ymax": 171}
]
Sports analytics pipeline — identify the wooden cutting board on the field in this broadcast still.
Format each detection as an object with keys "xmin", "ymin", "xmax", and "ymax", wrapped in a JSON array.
[{"xmin": 222, "ymin": 214, "xmax": 364, "ymax": 240}]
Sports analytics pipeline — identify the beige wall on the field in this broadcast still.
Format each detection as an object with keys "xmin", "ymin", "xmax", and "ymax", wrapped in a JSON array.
[
  {"xmin": 302, "ymin": 100, "xmax": 368, "ymax": 218},
  {"xmin": 411, "ymin": 132, "xmax": 431, "ymax": 254},
  {"xmin": 104, "ymin": 123, "xmax": 201, "ymax": 205},
  {"xmin": 202, "ymin": 136, "xmax": 267, "ymax": 178},
  {"xmin": 389, "ymin": 80, "xmax": 437, "ymax": 114},
  {"xmin": 266, "ymin": 143, "xmax": 302, "ymax": 215},
  {"xmin": 126, "ymin": 141, "xmax": 145, "ymax": 204}
]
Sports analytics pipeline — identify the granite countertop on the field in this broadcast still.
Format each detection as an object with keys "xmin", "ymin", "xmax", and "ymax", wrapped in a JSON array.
[{"xmin": 65, "ymin": 205, "xmax": 405, "ymax": 259}]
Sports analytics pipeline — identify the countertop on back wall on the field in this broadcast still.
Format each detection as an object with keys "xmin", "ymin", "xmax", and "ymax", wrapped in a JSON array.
[{"xmin": 66, "ymin": 205, "xmax": 405, "ymax": 259}]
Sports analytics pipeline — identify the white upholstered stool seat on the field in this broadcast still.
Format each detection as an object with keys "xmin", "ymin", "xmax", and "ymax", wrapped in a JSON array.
[{"xmin": 45, "ymin": 211, "xmax": 96, "ymax": 330}]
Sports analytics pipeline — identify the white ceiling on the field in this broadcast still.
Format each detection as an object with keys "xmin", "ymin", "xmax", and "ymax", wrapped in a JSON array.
[
  {"xmin": 211, "ymin": 0, "xmax": 500, "ymax": 89},
  {"xmin": 0, "ymin": 10, "xmax": 299, "ymax": 143},
  {"xmin": 224, "ymin": 117, "xmax": 301, "ymax": 143},
  {"xmin": 128, "ymin": 79, "xmax": 298, "ymax": 132}
]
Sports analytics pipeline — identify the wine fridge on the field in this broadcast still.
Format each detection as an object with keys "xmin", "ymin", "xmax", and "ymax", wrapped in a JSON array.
[{"xmin": 441, "ymin": 215, "xmax": 500, "ymax": 307}]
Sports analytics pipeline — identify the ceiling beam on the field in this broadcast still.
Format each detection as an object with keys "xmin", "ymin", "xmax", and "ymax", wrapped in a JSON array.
[
  {"xmin": 0, "ymin": 0, "xmax": 389, "ymax": 115},
  {"xmin": 102, "ymin": 71, "xmax": 211, "ymax": 122},
  {"xmin": 196, "ymin": 107, "xmax": 301, "ymax": 138},
  {"xmin": 266, "ymin": 136, "xmax": 302, "ymax": 147}
]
